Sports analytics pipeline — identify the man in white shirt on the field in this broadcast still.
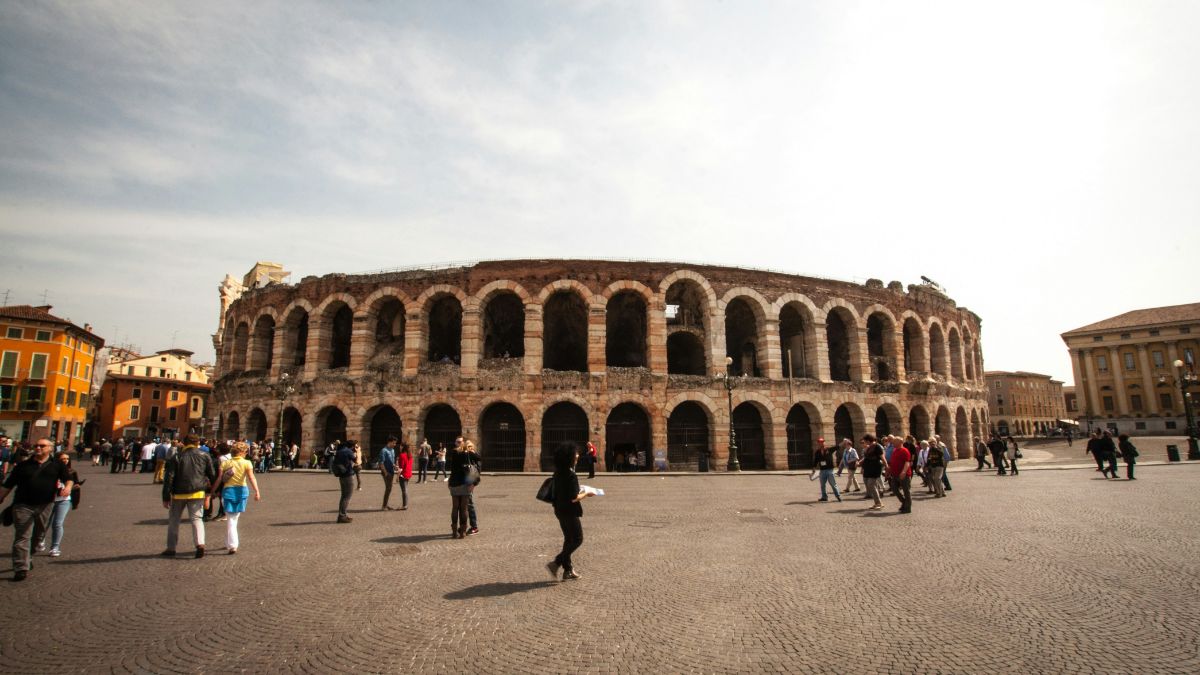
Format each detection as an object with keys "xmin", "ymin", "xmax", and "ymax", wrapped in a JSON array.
[{"xmin": 141, "ymin": 440, "xmax": 157, "ymax": 474}]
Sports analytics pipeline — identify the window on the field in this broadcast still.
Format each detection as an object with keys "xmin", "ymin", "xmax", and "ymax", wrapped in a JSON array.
[
  {"xmin": 1130, "ymin": 394, "xmax": 1142, "ymax": 411},
  {"xmin": 1182, "ymin": 327, "xmax": 1192, "ymax": 335},
  {"xmin": 0, "ymin": 384, "xmax": 14, "ymax": 410},
  {"xmin": 1149, "ymin": 329, "xmax": 1160, "ymax": 336},
  {"xmin": 60, "ymin": 357, "xmax": 68, "ymax": 373},
  {"xmin": 1153, "ymin": 351, "xmax": 1165, "ymax": 368},
  {"xmin": 1187, "ymin": 348, "xmax": 1195, "ymax": 366},
  {"xmin": 1120, "ymin": 332, "xmax": 1131, "ymax": 339},
  {"xmin": 127, "ymin": 366, "xmax": 134, "ymax": 375},
  {"xmin": 66, "ymin": 391, "xmax": 77, "ymax": 406},
  {"xmin": 159, "ymin": 368, "xmax": 166, "ymax": 377},
  {"xmin": 151, "ymin": 389, "xmax": 161, "ymax": 400},
  {"xmin": 72, "ymin": 361, "xmax": 79, "ymax": 377},
  {"xmin": 144, "ymin": 366, "xmax": 151, "ymax": 376},
  {"xmin": 79, "ymin": 393, "xmax": 89, "ymax": 409},
  {"xmin": 29, "ymin": 353, "xmax": 48, "ymax": 380},
  {"xmin": 1102, "ymin": 396, "xmax": 1114, "ymax": 411},
  {"xmin": 161, "ymin": 356, "xmax": 167, "ymax": 362},
  {"xmin": 1161, "ymin": 393, "xmax": 1173, "ymax": 409},
  {"xmin": 55, "ymin": 388, "xmax": 65, "ymax": 405},
  {"xmin": 191, "ymin": 397, "xmax": 200, "ymax": 412},
  {"xmin": 5, "ymin": 327, "xmax": 21, "ymax": 339},
  {"xmin": 0, "ymin": 351, "xmax": 17, "ymax": 378},
  {"xmin": 1092, "ymin": 336, "xmax": 1103, "ymax": 342},
  {"xmin": 1124, "ymin": 353, "xmax": 1135, "ymax": 371},
  {"xmin": 131, "ymin": 387, "xmax": 141, "ymax": 398},
  {"xmin": 168, "ymin": 407, "xmax": 177, "ymax": 421},
  {"xmin": 129, "ymin": 404, "xmax": 140, "ymax": 420},
  {"xmin": 35, "ymin": 330, "xmax": 51, "ymax": 341},
  {"xmin": 150, "ymin": 406, "xmax": 159, "ymax": 422},
  {"xmin": 1167, "ymin": 420, "xmax": 1178, "ymax": 430},
  {"xmin": 83, "ymin": 365, "xmax": 90, "ymax": 379},
  {"xmin": 1135, "ymin": 422, "xmax": 1146, "ymax": 430},
  {"xmin": 170, "ymin": 391, "xmax": 179, "ymax": 401},
  {"xmin": 185, "ymin": 371, "xmax": 192, "ymax": 382},
  {"xmin": 1096, "ymin": 355, "xmax": 1108, "ymax": 372},
  {"xmin": 22, "ymin": 386, "xmax": 45, "ymax": 411}
]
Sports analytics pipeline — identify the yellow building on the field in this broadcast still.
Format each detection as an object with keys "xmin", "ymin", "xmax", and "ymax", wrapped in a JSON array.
[
  {"xmin": 1062, "ymin": 302, "xmax": 1200, "ymax": 436},
  {"xmin": 985, "ymin": 370, "xmax": 1067, "ymax": 437},
  {"xmin": 0, "ymin": 305, "xmax": 105, "ymax": 443}
]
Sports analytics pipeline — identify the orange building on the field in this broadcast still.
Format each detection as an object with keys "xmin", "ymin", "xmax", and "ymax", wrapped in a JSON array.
[
  {"xmin": 0, "ymin": 305, "xmax": 105, "ymax": 443},
  {"xmin": 95, "ymin": 349, "xmax": 212, "ymax": 440}
]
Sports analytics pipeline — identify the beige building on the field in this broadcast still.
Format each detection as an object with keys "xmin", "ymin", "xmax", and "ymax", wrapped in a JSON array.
[
  {"xmin": 985, "ymin": 371, "xmax": 1067, "ymax": 437},
  {"xmin": 106, "ymin": 348, "xmax": 211, "ymax": 384},
  {"xmin": 1061, "ymin": 302, "xmax": 1200, "ymax": 436}
]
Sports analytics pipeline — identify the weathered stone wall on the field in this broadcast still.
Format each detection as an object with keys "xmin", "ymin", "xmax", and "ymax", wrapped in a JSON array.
[{"xmin": 211, "ymin": 260, "xmax": 989, "ymax": 470}]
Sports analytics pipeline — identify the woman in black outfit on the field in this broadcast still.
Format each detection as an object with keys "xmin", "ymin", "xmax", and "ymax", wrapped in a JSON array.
[
  {"xmin": 546, "ymin": 442, "xmax": 593, "ymax": 581},
  {"xmin": 446, "ymin": 440, "xmax": 478, "ymax": 538},
  {"xmin": 1117, "ymin": 433, "xmax": 1139, "ymax": 480}
]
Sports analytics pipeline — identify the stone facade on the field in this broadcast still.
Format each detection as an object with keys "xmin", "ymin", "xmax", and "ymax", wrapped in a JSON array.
[
  {"xmin": 984, "ymin": 370, "xmax": 1067, "ymax": 437},
  {"xmin": 210, "ymin": 260, "xmax": 989, "ymax": 471},
  {"xmin": 1062, "ymin": 302, "xmax": 1200, "ymax": 437}
]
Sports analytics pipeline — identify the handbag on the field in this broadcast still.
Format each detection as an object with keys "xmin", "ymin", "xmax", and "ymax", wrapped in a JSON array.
[
  {"xmin": 465, "ymin": 463, "xmax": 481, "ymax": 485},
  {"xmin": 536, "ymin": 477, "xmax": 555, "ymax": 503},
  {"xmin": 1015, "ymin": 449, "xmax": 1023, "ymax": 459}
]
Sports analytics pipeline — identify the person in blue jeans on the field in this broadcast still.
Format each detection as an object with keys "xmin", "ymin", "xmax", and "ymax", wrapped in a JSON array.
[
  {"xmin": 813, "ymin": 440, "xmax": 841, "ymax": 502},
  {"xmin": 42, "ymin": 452, "xmax": 81, "ymax": 557}
]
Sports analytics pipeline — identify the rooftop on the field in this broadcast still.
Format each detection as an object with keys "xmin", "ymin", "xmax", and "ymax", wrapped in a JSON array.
[
  {"xmin": 0, "ymin": 305, "xmax": 104, "ymax": 345},
  {"xmin": 1062, "ymin": 301, "xmax": 1200, "ymax": 336}
]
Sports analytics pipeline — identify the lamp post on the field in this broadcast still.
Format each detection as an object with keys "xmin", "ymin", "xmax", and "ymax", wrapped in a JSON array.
[
  {"xmin": 723, "ymin": 356, "xmax": 741, "ymax": 472},
  {"xmin": 273, "ymin": 372, "xmax": 295, "ymax": 468},
  {"xmin": 1172, "ymin": 359, "xmax": 1199, "ymax": 460}
]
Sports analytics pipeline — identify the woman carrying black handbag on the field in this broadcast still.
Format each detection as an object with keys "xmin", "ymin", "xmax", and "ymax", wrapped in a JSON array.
[{"xmin": 545, "ymin": 442, "xmax": 594, "ymax": 581}]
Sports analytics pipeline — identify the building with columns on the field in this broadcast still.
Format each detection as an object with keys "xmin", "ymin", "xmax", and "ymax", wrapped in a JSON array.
[
  {"xmin": 1061, "ymin": 302, "xmax": 1200, "ymax": 436},
  {"xmin": 984, "ymin": 371, "xmax": 1067, "ymax": 437},
  {"xmin": 211, "ymin": 260, "xmax": 989, "ymax": 471}
]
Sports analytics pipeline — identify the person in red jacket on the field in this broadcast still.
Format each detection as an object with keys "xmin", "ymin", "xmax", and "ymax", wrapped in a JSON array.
[
  {"xmin": 396, "ymin": 442, "xmax": 413, "ymax": 510},
  {"xmin": 585, "ymin": 441, "xmax": 598, "ymax": 478},
  {"xmin": 888, "ymin": 442, "xmax": 913, "ymax": 514}
]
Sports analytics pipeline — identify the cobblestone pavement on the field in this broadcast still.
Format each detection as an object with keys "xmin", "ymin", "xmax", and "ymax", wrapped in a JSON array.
[
  {"xmin": 3, "ymin": 461, "xmax": 1199, "ymax": 674},
  {"xmin": 1016, "ymin": 435, "xmax": 1193, "ymax": 466}
]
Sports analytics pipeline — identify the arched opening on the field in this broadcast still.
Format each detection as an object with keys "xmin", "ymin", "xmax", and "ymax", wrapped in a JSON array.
[
  {"xmin": 326, "ymin": 304, "xmax": 353, "ymax": 369},
  {"xmin": 366, "ymin": 405, "xmax": 403, "ymax": 465},
  {"xmin": 371, "ymin": 298, "xmax": 406, "ymax": 360},
  {"xmin": 481, "ymin": 292, "xmax": 525, "ymax": 359},
  {"xmin": 948, "ymin": 327, "xmax": 964, "ymax": 380},
  {"xmin": 866, "ymin": 313, "xmax": 896, "ymax": 381},
  {"xmin": 666, "ymin": 279, "xmax": 709, "ymax": 375},
  {"xmin": 281, "ymin": 406, "xmax": 303, "ymax": 448},
  {"xmin": 317, "ymin": 406, "xmax": 348, "ymax": 448},
  {"xmin": 935, "ymin": 406, "xmax": 952, "ymax": 442},
  {"xmin": 964, "ymin": 335, "xmax": 977, "ymax": 380},
  {"xmin": 956, "ymin": 407, "xmax": 970, "ymax": 458},
  {"xmin": 250, "ymin": 316, "xmax": 275, "ymax": 371},
  {"xmin": 284, "ymin": 308, "xmax": 309, "ymax": 368},
  {"xmin": 875, "ymin": 404, "xmax": 901, "ymax": 438},
  {"xmin": 786, "ymin": 404, "xmax": 815, "ymax": 470},
  {"xmin": 834, "ymin": 404, "xmax": 859, "ymax": 445},
  {"xmin": 732, "ymin": 403, "xmax": 766, "ymax": 470},
  {"xmin": 606, "ymin": 291, "xmax": 648, "ymax": 367},
  {"xmin": 725, "ymin": 298, "xmax": 761, "ymax": 377},
  {"xmin": 779, "ymin": 304, "xmax": 816, "ymax": 378},
  {"xmin": 543, "ymin": 291, "xmax": 588, "ymax": 372},
  {"xmin": 231, "ymin": 323, "xmax": 250, "ymax": 372},
  {"xmin": 225, "ymin": 411, "xmax": 241, "ymax": 441},
  {"xmin": 996, "ymin": 419, "xmax": 1010, "ymax": 436},
  {"xmin": 970, "ymin": 409, "xmax": 982, "ymax": 446},
  {"xmin": 929, "ymin": 323, "xmax": 948, "ymax": 378},
  {"xmin": 540, "ymin": 402, "xmax": 589, "ymax": 471},
  {"xmin": 606, "ymin": 402, "xmax": 651, "ymax": 472},
  {"xmin": 667, "ymin": 401, "xmax": 710, "ymax": 469},
  {"xmin": 908, "ymin": 405, "xmax": 931, "ymax": 441},
  {"xmin": 826, "ymin": 310, "xmax": 853, "ymax": 382},
  {"xmin": 422, "ymin": 404, "xmax": 462, "ymax": 456},
  {"xmin": 478, "ymin": 402, "xmax": 526, "ymax": 472},
  {"xmin": 427, "ymin": 295, "xmax": 463, "ymax": 364},
  {"xmin": 903, "ymin": 317, "xmax": 926, "ymax": 375},
  {"xmin": 247, "ymin": 408, "xmax": 268, "ymax": 442},
  {"xmin": 667, "ymin": 333, "xmax": 706, "ymax": 375}
]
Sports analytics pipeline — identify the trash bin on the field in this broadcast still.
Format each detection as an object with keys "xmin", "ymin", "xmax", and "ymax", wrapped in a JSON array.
[{"xmin": 1167, "ymin": 444, "xmax": 1181, "ymax": 462}]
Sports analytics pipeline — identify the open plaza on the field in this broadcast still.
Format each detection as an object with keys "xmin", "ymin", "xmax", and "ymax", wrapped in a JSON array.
[{"xmin": 2, "ymin": 440, "xmax": 1198, "ymax": 674}]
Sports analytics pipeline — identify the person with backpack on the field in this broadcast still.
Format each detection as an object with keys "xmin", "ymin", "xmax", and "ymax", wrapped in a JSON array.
[
  {"xmin": 332, "ymin": 440, "xmax": 359, "ymax": 523},
  {"xmin": 544, "ymin": 442, "xmax": 593, "ymax": 581}
]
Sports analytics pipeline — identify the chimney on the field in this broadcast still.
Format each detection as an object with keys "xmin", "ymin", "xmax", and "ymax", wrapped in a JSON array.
[{"xmin": 84, "ymin": 324, "xmax": 92, "ymax": 332}]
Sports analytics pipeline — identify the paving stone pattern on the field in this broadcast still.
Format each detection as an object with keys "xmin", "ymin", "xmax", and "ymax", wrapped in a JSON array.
[{"xmin": 2, "ymin": 462, "xmax": 1199, "ymax": 674}]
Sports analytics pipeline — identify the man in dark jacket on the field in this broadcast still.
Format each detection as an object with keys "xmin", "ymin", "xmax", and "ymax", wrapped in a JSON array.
[
  {"xmin": 1097, "ymin": 430, "xmax": 1119, "ymax": 479},
  {"xmin": 987, "ymin": 435, "xmax": 1007, "ymax": 475},
  {"xmin": 0, "ymin": 437, "xmax": 74, "ymax": 581},
  {"xmin": 161, "ymin": 435, "xmax": 217, "ymax": 558}
]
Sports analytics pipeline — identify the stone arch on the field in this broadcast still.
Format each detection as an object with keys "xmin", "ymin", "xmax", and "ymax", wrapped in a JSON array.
[
  {"xmin": 722, "ymin": 290, "xmax": 770, "ymax": 377},
  {"xmin": 246, "ymin": 407, "xmax": 268, "ymax": 442},
  {"xmin": 667, "ymin": 332, "xmax": 706, "ymax": 375},
  {"xmin": 280, "ymin": 405, "xmax": 303, "ymax": 450},
  {"xmin": 824, "ymin": 305, "xmax": 860, "ymax": 382},
  {"xmin": 424, "ymin": 292, "xmax": 464, "ymax": 364},
  {"xmin": 863, "ymin": 305, "xmax": 899, "ymax": 382},
  {"xmin": 363, "ymin": 404, "xmax": 403, "ymax": 465},
  {"xmin": 948, "ymin": 324, "xmax": 965, "ymax": 381},
  {"xmin": 665, "ymin": 275, "xmax": 716, "ymax": 375},
  {"xmin": 776, "ymin": 295, "xmax": 819, "ymax": 379},
  {"xmin": 934, "ymin": 405, "xmax": 952, "ymax": 442},
  {"xmin": 231, "ymin": 322, "xmax": 250, "ymax": 373},
  {"xmin": 542, "ymin": 287, "xmax": 589, "ymax": 372},
  {"xmin": 908, "ymin": 404, "xmax": 931, "ymax": 440},
  {"xmin": 833, "ymin": 402, "xmax": 866, "ymax": 445},
  {"xmin": 956, "ymin": 406, "xmax": 970, "ymax": 458},
  {"xmin": 874, "ymin": 402, "xmax": 903, "ymax": 438},
  {"xmin": 315, "ymin": 405, "xmax": 348, "ymax": 448},
  {"xmin": 667, "ymin": 400, "xmax": 712, "ymax": 470},
  {"xmin": 540, "ymin": 400, "xmax": 591, "ymax": 472},
  {"xmin": 961, "ymin": 326, "xmax": 978, "ymax": 381},
  {"xmin": 606, "ymin": 289, "xmax": 649, "ymax": 368},
  {"xmin": 536, "ymin": 278, "xmax": 594, "ymax": 305},
  {"xmin": 224, "ymin": 410, "xmax": 241, "ymax": 441},
  {"xmin": 970, "ymin": 408, "xmax": 982, "ymax": 446},
  {"xmin": 359, "ymin": 287, "xmax": 415, "ymax": 362},
  {"xmin": 280, "ymin": 300, "xmax": 314, "ymax": 369},
  {"xmin": 250, "ymin": 314, "xmax": 276, "ymax": 372},
  {"xmin": 731, "ymin": 399, "xmax": 770, "ymax": 471},
  {"xmin": 480, "ymin": 289, "xmax": 526, "ymax": 360},
  {"xmin": 419, "ymin": 403, "xmax": 463, "ymax": 455},
  {"xmin": 901, "ymin": 312, "xmax": 928, "ymax": 375},
  {"xmin": 477, "ymin": 401, "xmax": 526, "ymax": 472},
  {"xmin": 658, "ymin": 270, "xmax": 718, "ymax": 308},
  {"xmin": 601, "ymin": 279, "xmax": 655, "ymax": 305},
  {"xmin": 314, "ymin": 298, "xmax": 354, "ymax": 370},
  {"xmin": 606, "ymin": 401, "xmax": 652, "ymax": 472},
  {"xmin": 786, "ymin": 401, "xmax": 821, "ymax": 470},
  {"xmin": 928, "ymin": 319, "xmax": 949, "ymax": 378}
]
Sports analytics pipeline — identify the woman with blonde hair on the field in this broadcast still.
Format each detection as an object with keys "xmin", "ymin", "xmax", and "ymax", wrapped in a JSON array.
[{"xmin": 211, "ymin": 441, "xmax": 261, "ymax": 554}]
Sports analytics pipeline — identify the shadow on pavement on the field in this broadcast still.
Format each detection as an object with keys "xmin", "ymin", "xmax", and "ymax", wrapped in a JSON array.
[
  {"xmin": 268, "ymin": 521, "xmax": 337, "ymax": 527},
  {"xmin": 53, "ymin": 553, "xmax": 165, "ymax": 565},
  {"xmin": 444, "ymin": 581, "xmax": 557, "ymax": 600},
  {"xmin": 372, "ymin": 533, "xmax": 450, "ymax": 545},
  {"xmin": 135, "ymin": 519, "xmax": 169, "ymax": 526}
]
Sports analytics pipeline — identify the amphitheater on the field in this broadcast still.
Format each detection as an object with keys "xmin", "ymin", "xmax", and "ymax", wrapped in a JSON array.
[{"xmin": 210, "ymin": 260, "xmax": 989, "ymax": 471}]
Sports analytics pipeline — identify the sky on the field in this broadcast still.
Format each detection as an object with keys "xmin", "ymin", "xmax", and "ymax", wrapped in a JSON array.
[{"xmin": 1, "ymin": 0, "xmax": 1197, "ymax": 383}]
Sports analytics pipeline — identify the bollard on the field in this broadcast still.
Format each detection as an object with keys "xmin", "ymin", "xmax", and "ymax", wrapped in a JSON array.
[{"xmin": 1167, "ymin": 444, "xmax": 1181, "ymax": 462}]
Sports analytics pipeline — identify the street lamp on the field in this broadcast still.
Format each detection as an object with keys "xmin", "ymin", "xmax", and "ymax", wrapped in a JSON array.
[
  {"xmin": 273, "ymin": 372, "xmax": 295, "ymax": 468},
  {"xmin": 723, "ymin": 356, "xmax": 741, "ymax": 472},
  {"xmin": 1172, "ymin": 359, "xmax": 1199, "ymax": 460}
]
